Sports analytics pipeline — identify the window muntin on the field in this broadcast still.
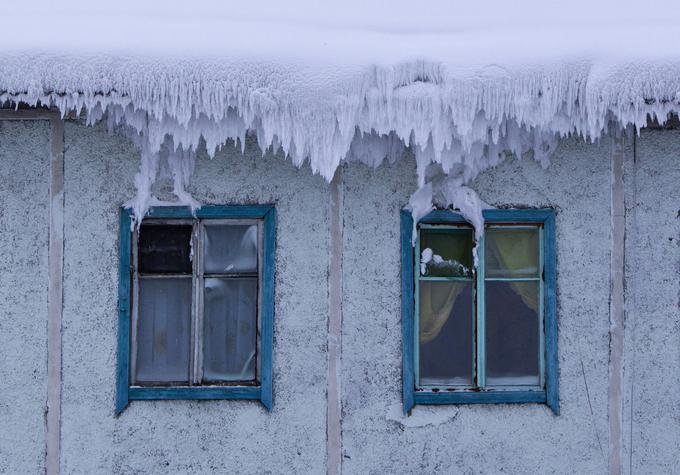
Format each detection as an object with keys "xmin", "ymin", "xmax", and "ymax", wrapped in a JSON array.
[
  {"xmin": 415, "ymin": 223, "xmax": 544, "ymax": 392},
  {"xmin": 130, "ymin": 218, "xmax": 262, "ymax": 388}
]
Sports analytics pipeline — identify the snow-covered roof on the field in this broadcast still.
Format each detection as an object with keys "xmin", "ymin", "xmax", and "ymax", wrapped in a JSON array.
[{"xmin": 2, "ymin": 0, "xmax": 680, "ymax": 229}]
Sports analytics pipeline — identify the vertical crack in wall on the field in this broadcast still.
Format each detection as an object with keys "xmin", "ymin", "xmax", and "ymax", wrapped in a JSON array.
[
  {"xmin": 327, "ymin": 167, "xmax": 343, "ymax": 475},
  {"xmin": 608, "ymin": 131, "xmax": 626, "ymax": 475}
]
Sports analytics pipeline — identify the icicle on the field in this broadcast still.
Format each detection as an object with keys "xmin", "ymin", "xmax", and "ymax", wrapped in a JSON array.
[{"xmin": 0, "ymin": 57, "xmax": 678, "ymax": 238}]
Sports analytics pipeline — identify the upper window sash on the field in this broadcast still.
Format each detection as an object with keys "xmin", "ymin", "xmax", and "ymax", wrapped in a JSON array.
[
  {"xmin": 117, "ymin": 205, "xmax": 276, "ymax": 414},
  {"xmin": 401, "ymin": 209, "xmax": 558, "ymax": 415}
]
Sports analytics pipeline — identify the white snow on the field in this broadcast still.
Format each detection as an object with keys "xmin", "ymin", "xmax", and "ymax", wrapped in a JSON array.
[
  {"xmin": 420, "ymin": 248, "xmax": 471, "ymax": 277},
  {"xmin": 1, "ymin": 0, "xmax": 680, "ymax": 237},
  {"xmin": 420, "ymin": 248, "xmax": 434, "ymax": 275}
]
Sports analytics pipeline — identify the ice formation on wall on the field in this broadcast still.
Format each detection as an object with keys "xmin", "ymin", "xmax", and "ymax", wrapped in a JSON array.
[{"xmin": 1, "ymin": 0, "xmax": 680, "ymax": 243}]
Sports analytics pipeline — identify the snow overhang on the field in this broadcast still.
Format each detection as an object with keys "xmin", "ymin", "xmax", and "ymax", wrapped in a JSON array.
[{"xmin": 1, "ymin": 0, "xmax": 679, "ymax": 235}]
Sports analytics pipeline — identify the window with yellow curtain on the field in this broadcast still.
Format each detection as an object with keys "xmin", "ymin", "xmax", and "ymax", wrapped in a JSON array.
[{"xmin": 401, "ymin": 209, "xmax": 558, "ymax": 414}]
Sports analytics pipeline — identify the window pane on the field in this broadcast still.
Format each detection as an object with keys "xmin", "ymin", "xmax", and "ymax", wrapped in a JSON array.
[
  {"xmin": 203, "ymin": 277, "xmax": 257, "ymax": 382},
  {"xmin": 419, "ymin": 281, "xmax": 473, "ymax": 386},
  {"xmin": 485, "ymin": 281, "xmax": 540, "ymax": 386},
  {"xmin": 136, "ymin": 278, "xmax": 192, "ymax": 384},
  {"xmin": 204, "ymin": 224, "xmax": 258, "ymax": 274},
  {"xmin": 139, "ymin": 224, "xmax": 192, "ymax": 274},
  {"xmin": 419, "ymin": 228, "xmax": 474, "ymax": 277},
  {"xmin": 485, "ymin": 227, "xmax": 539, "ymax": 278}
]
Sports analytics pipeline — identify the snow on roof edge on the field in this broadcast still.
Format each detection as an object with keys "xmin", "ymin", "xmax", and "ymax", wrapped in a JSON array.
[{"xmin": 1, "ymin": 55, "xmax": 679, "ymax": 245}]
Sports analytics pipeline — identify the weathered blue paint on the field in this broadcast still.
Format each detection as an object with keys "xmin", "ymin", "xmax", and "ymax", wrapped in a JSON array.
[
  {"xmin": 115, "ymin": 207, "xmax": 133, "ymax": 415},
  {"xmin": 419, "ymin": 276, "xmax": 472, "ymax": 282},
  {"xmin": 260, "ymin": 207, "xmax": 276, "ymax": 411},
  {"xmin": 129, "ymin": 386, "xmax": 261, "ymax": 400},
  {"xmin": 414, "ymin": 229, "xmax": 421, "ymax": 394},
  {"xmin": 415, "ymin": 390, "xmax": 546, "ymax": 405},
  {"xmin": 543, "ymin": 211, "xmax": 559, "ymax": 415},
  {"xmin": 538, "ymin": 227, "xmax": 546, "ymax": 389},
  {"xmin": 400, "ymin": 210, "xmax": 415, "ymax": 413},
  {"xmin": 476, "ymin": 232, "xmax": 486, "ymax": 387},
  {"xmin": 116, "ymin": 205, "xmax": 276, "ymax": 413},
  {"xmin": 420, "ymin": 209, "xmax": 554, "ymax": 225},
  {"xmin": 143, "ymin": 204, "xmax": 275, "ymax": 219},
  {"xmin": 402, "ymin": 208, "xmax": 559, "ymax": 414}
]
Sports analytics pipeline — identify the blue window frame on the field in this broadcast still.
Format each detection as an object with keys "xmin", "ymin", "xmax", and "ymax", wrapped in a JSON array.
[
  {"xmin": 401, "ymin": 209, "xmax": 558, "ymax": 414},
  {"xmin": 117, "ymin": 205, "xmax": 276, "ymax": 414}
]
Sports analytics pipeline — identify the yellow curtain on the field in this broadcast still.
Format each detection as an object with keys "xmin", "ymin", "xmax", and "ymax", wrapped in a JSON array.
[
  {"xmin": 486, "ymin": 234, "xmax": 539, "ymax": 313},
  {"xmin": 419, "ymin": 231, "xmax": 538, "ymax": 344},
  {"xmin": 419, "ymin": 282, "xmax": 465, "ymax": 344}
]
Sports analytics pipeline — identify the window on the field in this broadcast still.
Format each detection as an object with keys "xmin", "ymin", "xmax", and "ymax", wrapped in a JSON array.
[
  {"xmin": 116, "ymin": 205, "xmax": 276, "ymax": 413},
  {"xmin": 401, "ymin": 209, "xmax": 558, "ymax": 414}
]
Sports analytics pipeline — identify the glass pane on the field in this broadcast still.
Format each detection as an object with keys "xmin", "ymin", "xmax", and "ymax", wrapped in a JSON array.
[
  {"xmin": 419, "ymin": 281, "xmax": 473, "ymax": 386},
  {"xmin": 204, "ymin": 224, "xmax": 258, "ymax": 274},
  {"xmin": 485, "ymin": 227, "xmax": 539, "ymax": 278},
  {"xmin": 203, "ymin": 277, "xmax": 258, "ymax": 382},
  {"xmin": 135, "ymin": 278, "xmax": 192, "ymax": 384},
  {"xmin": 485, "ymin": 281, "xmax": 540, "ymax": 386},
  {"xmin": 139, "ymin": 224, "xmax": 192, "ymax": 274},
  {"xmin": 419, "ymin": 228, "xmax": 473, "ymax": 277}
]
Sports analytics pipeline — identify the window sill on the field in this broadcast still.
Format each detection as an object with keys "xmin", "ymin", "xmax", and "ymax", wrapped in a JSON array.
[
  {"xmin": 116, "ymin": 385, "xmax": 269, "ymax": 414},
  {"xmin": 129, "ymin": 385, "xmax": 262, "ymax": 401},
  {"xmin": 413, "ymin": 389, "xmax": 557, "ymax": 414}
]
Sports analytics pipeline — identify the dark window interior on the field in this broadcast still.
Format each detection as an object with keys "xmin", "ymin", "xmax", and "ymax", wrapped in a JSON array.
[{"xmin": 138, "ymin": 224, "xmax": 192, "ymax": 274}]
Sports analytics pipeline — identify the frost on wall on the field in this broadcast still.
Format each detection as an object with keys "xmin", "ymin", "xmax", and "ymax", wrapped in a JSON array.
[{"xmin": 1, "ymin": 56, "xmax": 679, "ymax": 243}]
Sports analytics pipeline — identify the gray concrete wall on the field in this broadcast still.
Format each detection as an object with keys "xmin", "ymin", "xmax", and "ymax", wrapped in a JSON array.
[
  {"xmin": 341, "ymin": 138, "xmax": 612, "ymax": 474},
  {"xmin": 60, "ymin": 123, "xmax": 330, "ymax": 473},
  {"xmin": 623, "ymin": 129, "xmax": 680, "ymax": 474},
  {"xmin": 0, "ymin": 120, "xmax": 50, "ymax": 473},
  {"xmin": 1, "ymin": 115, "xmax": 679, "ymax": 474}
]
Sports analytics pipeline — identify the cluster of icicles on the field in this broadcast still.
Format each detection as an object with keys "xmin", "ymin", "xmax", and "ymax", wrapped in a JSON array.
[{"xmin": 2, "ymin": 59, "xmax": 679, "ymax": 255}]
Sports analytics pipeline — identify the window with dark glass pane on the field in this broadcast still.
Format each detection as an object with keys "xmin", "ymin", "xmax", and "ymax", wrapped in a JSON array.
[
  {"xmin": 132, "ymin": 220, "xmax": 260, "ymax": 388},
  {"xmin": 415, "ymin": 223, "xmax": 544, "ymax": 392}
]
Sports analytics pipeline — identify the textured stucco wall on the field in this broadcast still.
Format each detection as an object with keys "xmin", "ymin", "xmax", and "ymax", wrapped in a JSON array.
[
  {"xmin": 0, "ymin": 120, "xmax": 50, "ymax": 473},
  {"xmin": 60, "ymin": 123, "xmax": 330, "ymax": 474},
  {"xmin": 341, "ymin": 137, "xmax": 612, "ymax": 473},
  {"xmin": 2, "ymin": 116, "xmax": 680, "ymax": 474},
  {"xmin": 623, "ymin": 129, "xmax": 680, "ymax": 474}
]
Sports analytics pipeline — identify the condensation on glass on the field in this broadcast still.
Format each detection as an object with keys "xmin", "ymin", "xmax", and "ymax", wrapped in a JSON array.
[
  {"xmin": 416, "ymin": 223, "xmax": 543, "ymax": 391},
  {"xmin": 132, "ymin": 220, "xmax": 261, "ymax": 387}
]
